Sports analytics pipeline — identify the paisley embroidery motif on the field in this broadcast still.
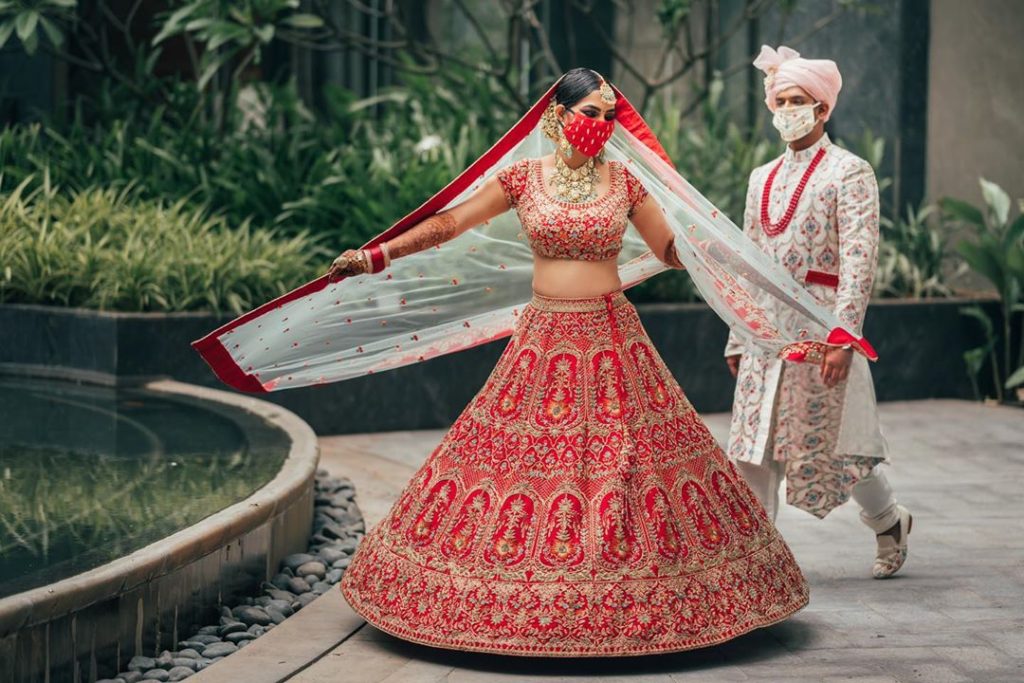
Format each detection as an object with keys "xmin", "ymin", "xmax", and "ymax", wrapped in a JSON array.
[
  {"xmin": 592, "ymin": 349, "xmax": 632, "ymax": 424},
  {"xmin": 441, "ymin": 488, "xmax": 492, "ymax": 559},
  {"xmin": 491, "ymin": 349, "xmax": 538, "ymax": 420},
  {"xmin": 535, "ymin": 352, "xmax": 581, "ymax": 428},
  {"xmin": 680, "ymin": 481, "xmax": 729, "ymax": 551},
  {"xmin": 598, "ymin": 489, "xmax": 643, "ymax": 567},
  {"xmin": 629, "ymin": 341, "xmax": 673, "ymax": 411},
  {"xmin": 407, "ymin": 479, "xmax": 457, "ymax": 547},
  {"xmin": 643, "ymin": 485, "xmax": 688, "ymax": 560},
  {"xmin": 710, "ymin": 470, "xmax": 759, "ymax": 536},
  {"xmin": 484, "ymin": 493, "xmax": 536, "ymax": 567},
  {"xmin": 539, "ymin": 491, "xmax": 586, "ymax": 568}
]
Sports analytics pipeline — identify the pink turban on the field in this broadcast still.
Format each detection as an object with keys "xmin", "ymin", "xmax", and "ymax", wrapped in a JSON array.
[{"xmin": 753, "ymin": 45, "xmax": 842, "ymax": 121}]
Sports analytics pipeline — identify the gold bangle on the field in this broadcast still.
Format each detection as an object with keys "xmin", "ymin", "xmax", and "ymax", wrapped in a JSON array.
[{"xmin": 380, "ymin": 241, "xmax": 392, "ymax": 268}]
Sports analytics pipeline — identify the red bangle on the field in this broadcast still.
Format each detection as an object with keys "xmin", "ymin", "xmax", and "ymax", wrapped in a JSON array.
[{"xmin": 366, "ymin": 245, "xmax": 387, "ymax": 274}]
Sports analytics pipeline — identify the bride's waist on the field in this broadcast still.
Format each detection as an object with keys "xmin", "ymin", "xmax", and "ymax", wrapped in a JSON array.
[{"xmin": 531, "ymin": 257, "xmax": 622, "ymax": 300}]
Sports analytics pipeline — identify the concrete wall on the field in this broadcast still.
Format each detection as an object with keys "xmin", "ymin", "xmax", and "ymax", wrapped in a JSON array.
[{"xmin": 926, "ymin": 0, "xmax": 1024, "ymax": 206}]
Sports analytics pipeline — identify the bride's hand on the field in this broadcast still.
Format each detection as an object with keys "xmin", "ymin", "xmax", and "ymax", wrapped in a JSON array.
[{"xmin": 326, "ymin": 249, "xmax": 369, "ymax": 282}]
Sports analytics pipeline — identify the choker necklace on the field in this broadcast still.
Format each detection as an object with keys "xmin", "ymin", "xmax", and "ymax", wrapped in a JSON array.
[{"xmin": 551, "ymin": 154, "xmax": 600, "ymax": 203}]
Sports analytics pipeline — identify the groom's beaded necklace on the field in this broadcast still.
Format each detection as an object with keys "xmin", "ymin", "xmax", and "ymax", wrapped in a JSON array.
[{"xmin": 760, "ymin": 146, "xmax": 827, "ymax": 237}]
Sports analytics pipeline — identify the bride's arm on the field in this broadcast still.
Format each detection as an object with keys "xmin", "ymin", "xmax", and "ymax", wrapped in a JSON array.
[
  {"xmin": 630, "ymin": 196, "xmax": 685, "ymax": 270},
  {"xmin": 386, "ymin": 176, "xmax": 508, "ymax": 259},
  {"xmin": 327, "ymin": 176, "xmax": 509, "ymax": 281}
]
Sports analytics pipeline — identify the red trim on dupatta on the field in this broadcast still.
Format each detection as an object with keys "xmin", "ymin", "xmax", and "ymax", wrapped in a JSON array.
[
  {"xmin": 192, "ymin": 84, "xmax": 675, "ymax": 392},
  {"xmin": 828, "ymin": 327, "xmax": 878, "ymax": 361},
  {"xmin": 611, "ymin": 86, "xmax": 673, "ymax": 167},
  {"xmin": 782, "ymin": 328, "xmax": 878, "ymax": 363}
]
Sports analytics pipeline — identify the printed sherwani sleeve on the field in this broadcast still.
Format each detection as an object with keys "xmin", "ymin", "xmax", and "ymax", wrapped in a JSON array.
[
  {"xmin": 724, "ymin": 171, "xmax": 762, "ymax": 357},
  {"xmin": 834, "ymin": 159, "xmax": 880, "ymax": 336}
]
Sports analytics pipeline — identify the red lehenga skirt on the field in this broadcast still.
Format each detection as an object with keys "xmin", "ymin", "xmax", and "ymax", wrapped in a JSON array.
[{"xmin": 341, "ymin": 291, "xmax": 808, "ymax": 656}]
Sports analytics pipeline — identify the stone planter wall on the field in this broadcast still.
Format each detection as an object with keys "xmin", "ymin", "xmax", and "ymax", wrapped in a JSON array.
[{"xmin": 0, "ymin": 298, "xmax": 1002, "ymax": 435}]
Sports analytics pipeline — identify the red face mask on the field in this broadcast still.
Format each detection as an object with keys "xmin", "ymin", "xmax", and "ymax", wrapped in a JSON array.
[{"xmin": 562, "ymin": 109, "xmax": 615, "ymax": 157}]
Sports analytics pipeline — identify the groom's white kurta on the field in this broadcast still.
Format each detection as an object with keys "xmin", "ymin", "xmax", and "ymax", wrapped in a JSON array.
[{"xmin": 725, "ymin": 134, "xmax": 888, "ymax": 518}]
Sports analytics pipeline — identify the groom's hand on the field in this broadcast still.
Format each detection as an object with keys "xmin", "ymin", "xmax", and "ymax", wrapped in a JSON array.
[
  {"xmin": 725, "ymin": 354, "xmax": 741, "ymax": 378},
  {"xmin": 820, "ymin": 347, "xmax": 854, "ymax": 387}
]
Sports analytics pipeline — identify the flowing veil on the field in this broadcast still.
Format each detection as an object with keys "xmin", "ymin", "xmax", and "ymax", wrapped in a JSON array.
[{"xmin": 193, "ymin": 81, "xmax": 876, "ymax": 393}]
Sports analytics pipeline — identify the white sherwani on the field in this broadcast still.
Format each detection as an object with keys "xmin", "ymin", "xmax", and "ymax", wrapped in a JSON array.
[{"xmin": 725, "ymin": 134, "xmax": 888, "ymax": 518}]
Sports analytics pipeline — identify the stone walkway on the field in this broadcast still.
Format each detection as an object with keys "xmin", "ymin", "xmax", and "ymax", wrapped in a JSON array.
[{"xmin": 212, "ymin": 400, "xmax": 1024, "ymax": 682}]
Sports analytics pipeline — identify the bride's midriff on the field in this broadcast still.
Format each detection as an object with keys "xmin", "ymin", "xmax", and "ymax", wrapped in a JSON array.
[{"xmin": 531, "ymin": 254, "xmax": 621, "ymax": 298}]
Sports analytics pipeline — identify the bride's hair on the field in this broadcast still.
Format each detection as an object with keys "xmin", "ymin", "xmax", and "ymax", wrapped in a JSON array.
[{"xmin": 555, "ymin": 68, "xmax": 604, "ymax": 109}]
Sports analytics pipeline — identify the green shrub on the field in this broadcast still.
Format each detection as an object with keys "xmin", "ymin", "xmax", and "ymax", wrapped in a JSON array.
[
  {"xmin": 0, "ymin": 178, "xmax": 326, "ymax": 313},
  {"xmin": 1, "ymin": 67, "xmax": 962, "ymax": 307},
  {"xmin": 0, "ymin": 75, "xmax": 517, "ymax": 254},
  {"xmin": 943, "ymin": 179, "xmax": 1024, "ymax": 402},
  {"xmin": 874, "ymin": 203, "xmax": 956, "ymax": 299},
  {"xmin": 631, "ymin": 77, "xmax": 771, "ymax": 304}
]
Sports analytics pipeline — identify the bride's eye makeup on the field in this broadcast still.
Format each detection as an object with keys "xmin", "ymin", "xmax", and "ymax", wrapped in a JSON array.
[{"xmin": 580, "ymin": 106, "xmax": 616, "ymax": 121}]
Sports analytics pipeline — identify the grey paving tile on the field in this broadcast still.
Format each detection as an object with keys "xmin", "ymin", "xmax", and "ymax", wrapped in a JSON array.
[
  {"xmin": 276, "ymin": 402, "xmax": 1024, "ymax": 681},
  {"xmin": 979, "ymin": 626, "xmax": 1024, "ymax": 658},
  {"xmin": 291, "ymin": 636, "xmax": 413, "ymax": 683},
  {"xmin": 377, "ymin": 658, "xmax": 454, "ymax": 683},
  {"xmin": 930, "ymin": 644, "xmax": 1023, "ymax": 675},
  {"xmin": 879, "ymin": 662, "xmax": 972, "ymax": 682}
]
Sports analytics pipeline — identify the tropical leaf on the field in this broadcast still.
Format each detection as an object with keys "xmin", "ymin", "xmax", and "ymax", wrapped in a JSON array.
[
  {"xmin": 940, "ymin": 197, "xmax": 985, "ymax": 229},
  {"xmin": 14, "ymin": 11, "xmax": 38, "ymax": 41},
  {"xmin": 959, "ymin": 305, "xmax": 994, "ymax": 337},
  {"xmin": 282, "ymin": 13, "xmax": 324, "ymax": 29},
  {"xmin": 1005, "ymin": 365, "xmax": 1024, "ymax": 390},
  {"xmin": 957, "ymin": 239, "xmax": 1006, "ymax": 294},
  {"xmin": 980, "ymin": 177, "xmax": 1011, "ymax": 228}
]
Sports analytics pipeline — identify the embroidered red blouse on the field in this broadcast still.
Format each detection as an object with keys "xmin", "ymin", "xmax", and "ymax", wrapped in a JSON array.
[{"xmin": 497, "ymin": 158, "xmax": 649, "ymax": 261}]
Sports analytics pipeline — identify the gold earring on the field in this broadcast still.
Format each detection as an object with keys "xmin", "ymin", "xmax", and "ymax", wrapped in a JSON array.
[
  {"xmin": 541, "ymin": 102, "xmax": 561, "ymax": 143},
  {"xmin": 560, "ymin": 136, "xmax": 573, "ymax": 159}
]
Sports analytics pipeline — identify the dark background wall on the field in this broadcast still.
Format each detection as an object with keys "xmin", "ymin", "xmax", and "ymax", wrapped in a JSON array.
[
  {"xmin": 0, "ymin": 299, "xmax": 1000, "ymax": 435},
  {"xmin": 749, "ymin": 0, "xmax": 933, "ymax": 214}
]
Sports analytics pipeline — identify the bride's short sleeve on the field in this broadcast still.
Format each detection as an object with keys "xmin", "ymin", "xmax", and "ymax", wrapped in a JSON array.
[
  {"xmin": 496, "ymin": 158, "xmax": 531, "ymax": 207},
  {"xmin": 621, "ymin": 164, "xmax": 650, "ymax": 217}
]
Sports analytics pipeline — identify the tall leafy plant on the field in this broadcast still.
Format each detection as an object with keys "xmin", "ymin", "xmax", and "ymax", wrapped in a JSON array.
[
  {"xmin": 942, "ymin": 179, "xmax": 1024, "ymax": 401},
  {"xmin": 875, "ymin": 203, "xmax": 955, "ymax": 299},
  {"xmin": 630, "ymin": 76, "xmax": 771, "ymax": 303},
  {"xmin": 0, "ymin": 0, "xmax": 76, "ymax": 55}
]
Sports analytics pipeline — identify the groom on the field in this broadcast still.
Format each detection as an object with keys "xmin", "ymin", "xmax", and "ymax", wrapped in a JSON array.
[{"xmin": 724, "ymin": 45, "xmax": 911, "ymax": 579}]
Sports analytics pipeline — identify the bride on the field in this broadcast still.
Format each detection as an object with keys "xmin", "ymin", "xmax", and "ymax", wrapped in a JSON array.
[{"xmin": 195, "ymin": 68, "xmax": 878, "ymax": 656}]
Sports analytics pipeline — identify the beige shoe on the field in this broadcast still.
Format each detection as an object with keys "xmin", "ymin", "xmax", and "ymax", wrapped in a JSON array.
[{"xmin": 872, "ymin": 505, "xmax": 912, "ymax": 579}]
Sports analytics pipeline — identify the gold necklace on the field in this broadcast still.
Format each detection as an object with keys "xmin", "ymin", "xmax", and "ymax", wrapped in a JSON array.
[{"xmin": 551, "ymin": 154, "xmax": 600, "ymax": 203}]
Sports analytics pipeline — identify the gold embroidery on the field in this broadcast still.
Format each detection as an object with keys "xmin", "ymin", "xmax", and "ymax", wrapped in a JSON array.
[
  {"xmin": 529, "ymin": 290, "xmax": 627, "ymax": 312},
  {"xmin": 341, "ymin": 293, "xmax": 809, "ymax": 656}
]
